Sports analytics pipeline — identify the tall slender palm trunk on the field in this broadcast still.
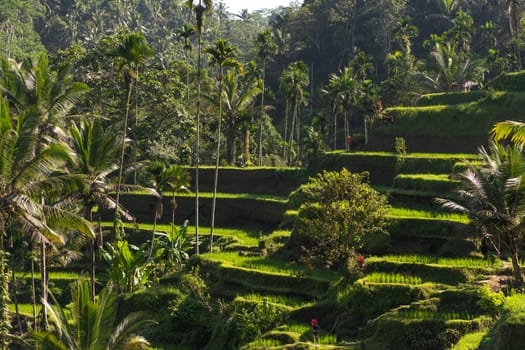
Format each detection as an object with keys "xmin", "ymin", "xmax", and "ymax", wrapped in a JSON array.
[
  {"xmin": 210, "ymin": 70, "xmax": 224, "ymax": 252},
  {"xmin": 195, "ymin": 29, "xmax": 202, "ymax": 255},
  {"xmin": 258, "ymin": 59, "xmax": 266, "ymax": 166},
  {"xmin": 114, "ymin": 79, "xmax": 134, "ymax": 239}
]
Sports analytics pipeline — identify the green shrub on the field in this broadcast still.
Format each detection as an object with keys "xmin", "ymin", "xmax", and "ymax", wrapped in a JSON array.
[
  {"xmin": 479, "ymin": 294, "xmax": 525, "ymax": 350},
  {"xmin": 287, "ymin": 169, "xmax": 390, "ymax": 271}
]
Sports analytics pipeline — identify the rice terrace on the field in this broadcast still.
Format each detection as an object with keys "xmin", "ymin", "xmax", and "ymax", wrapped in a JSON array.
[{"xmin": 3, "ymin": 0, "xmax": 525, "ymax": 349}]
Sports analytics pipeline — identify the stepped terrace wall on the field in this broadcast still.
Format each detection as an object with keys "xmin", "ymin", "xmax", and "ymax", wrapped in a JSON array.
[
  {"xmin": 108, "ymin": 193, "xmax": 287, "ymax": 227},
  {"xmin": 186, "ymin": 167, "xmax": 304, "ymax": 195},
  {"xmin": 368, "ymin": 91, "xmax": 525, "ymax": 153}
]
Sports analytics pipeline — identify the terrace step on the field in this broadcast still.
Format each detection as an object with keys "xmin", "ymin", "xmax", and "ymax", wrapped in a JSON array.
[{"xmin": 194, "ymin": 256, "xmax": 335, "ymax": 300}]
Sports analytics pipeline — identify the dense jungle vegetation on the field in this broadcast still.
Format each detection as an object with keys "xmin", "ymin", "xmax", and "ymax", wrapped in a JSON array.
[{"xmin": 3, "ymin": 0, "xmax": 525, "ymax": 349}]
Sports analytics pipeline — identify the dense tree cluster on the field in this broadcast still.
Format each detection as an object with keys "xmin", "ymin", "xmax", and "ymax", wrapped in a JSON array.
[{"xmin": 1, "ymin": 0, "xmax": 524, "ymax": 166}]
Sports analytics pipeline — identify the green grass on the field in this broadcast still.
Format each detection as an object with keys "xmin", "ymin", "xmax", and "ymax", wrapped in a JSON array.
[
  {"xmin": 395, "ymin": 309, "xmax": 475, "ymax": 320},
  {"xmin": 451, "ymin": 332, "xmax": 487, "ymax": 350},
  {"xmin": 364, "ymin": 272, "xmax": 423, "ymax": 285},
  {"xmin": 203, "ymin": 251, "xmax": 340, "ymax": 282},
  {"xmin": 15, "ymin": 271, "xmax": 88, "ymax": 280},
  {"xmin": 325, "ymin": 150, "xmax": 478, "ymax": 159},
  {"xmin": 125, "ymin": 191, "xmax": 289, "ymax": 202},
  {"xmin": 388, "ymin": 207, "xmax": 469, "ymax": 223},
  {"xmin": 9, "ymin": 303, "xmax": 41, "ymax": 316},
  {"xmin": 369, "ymin": 255, "xmax": 502, "ymax": 268},
  {"xmin": 236, "ymin": 293, "xmax": 313, "ymax": 308},
  {"xmin": 107, "ymin": 222, "xmax": 265, "ymax": 247}
]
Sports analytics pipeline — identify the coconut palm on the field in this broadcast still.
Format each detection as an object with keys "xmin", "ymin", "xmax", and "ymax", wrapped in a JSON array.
[
  {"xmin": 206, "ymin": 38, "xmax": 241, "ymax": 251},
  {"xmin": 255, "ymin": 29, "xmax": 277, "ymax": 166},
  {"xmin": 106, "ymin": 31, "xmax": 153, "ymax": 239},
  {"xmin": 69, "ymin": 117, "xmax": 131, "ymax": 299},
  {"xmin": 491, "ymin": 120, "xmax": 525, "ymax": 145},
  {"xmin": 24, "ymin": 279, "xmax": 154, "ymax": 349},
  {"xmin": 322, "ymin": 66, "xmax": 361, "ymax": 151},
  {"xmin": 0, "ymin": 53, "xmax": 92, "ymax": 334},
  {"xmin": 0, "ymin": 53, "xmax": 88, "ymax": 139},
  {"xmin": 436, "ymin": 141, "xmax": 525, "ymax": 284},
  {"xmin": 221, "ymin": 70, "xmax": 262, "ymax": 165},
  {"xmin": 0, "ymin": 96, "xmax": 94, "ymax": 338},
  {"xmin": 145, "ymin": 162, "xmax": 190, "ymax": 261},
  {"xmin": 279, "ymin": 61, "xmax": 309, "ymax": 165},
  {"xmin": 175, "ymin": 23, "xmax": 196, "ymax": 101},
  {"xmin": 186, "ymin": 0, "xmax": 213, "ymax": 255}
]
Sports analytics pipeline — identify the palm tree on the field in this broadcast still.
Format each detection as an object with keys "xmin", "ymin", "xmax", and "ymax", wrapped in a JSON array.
[
  {"xmin": 206, "ymin": 38, "xmax": 241, "ymax": 252},
  {"xmin": 279, "ymin": 61, "xmax": 309, "ymax": 165},
  {"xmin": 322, "ymin": 66, "xmax": 361, "ymax": 151},
  {"xmin": 145, "ymin": 162, "xmax": 190, "ymax": 260},
  {"xmin": 186, "ymin": 0, "xmax": 213, "ymax": 255},
  {"xmin": 68, "ymin": 118, "xmax": 126, "ymax": 299},
  {"xmin": 25, "ymin": 279, "xmax": 154, "ymax": 349},
  {"xmin": 0, "ymin": 53, "xmax": 93, "ymax": 334},
  {"xmin": 436, "ymin": 141, "xmax": 525, "ymax": 285},
  {"xmin": 0, "ymin": 53, "xmax": 89, "ymax": 144},
  {"xmin": 175, "ymin": 23, "xmax": 196, "ymax": 101},
  {"xmin": 106, "ymin": 31, "xmax": 153, "ymax": 239},
  {"xmin": 491, "ymin": 120, "xmax": 525, "ymax": 144},
  {"xmin": 255, "ymin": 29, "xmax": 277, "ymax": 166},
  {"xmin": 221, "ymin": 70, "xmax": 262, "ymax": 165},
  {"xmin": 0, "ymin": 96, "xmax": 94, "ymax": 337}
]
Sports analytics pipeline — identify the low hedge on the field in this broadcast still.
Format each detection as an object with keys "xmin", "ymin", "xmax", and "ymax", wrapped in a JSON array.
[
  {"xmin": 491, "ymin": 71, "xmax": 525, "ymax": 91},
  {"xmin": 416, "ymin": 91, "xmax": 486, "ymax": 106},
  {"xmin": 392, "ymin": 174, "xmax": 460, "ymax": 193},
  {"xmin": 194, "ymin": 258, "xmax": 332, "ymax": 299},
  {"xmin": 364, "ymin": 261, "xmax": 470, "ymax": 285}
]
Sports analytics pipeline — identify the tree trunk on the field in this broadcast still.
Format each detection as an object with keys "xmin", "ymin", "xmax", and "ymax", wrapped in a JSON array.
[
  {"xmin": 258, "ymin": 59, "xmax": 266, "ymax": 166},
  {"xmin": 148, "ymin": 197, "xmax": 163, "ymax": 261},
  {"xmin": 243, "ymin": 128, "xmax": 250, "ymax": 165},
  {"xmin": 40, "ymin": 240, "xmax": 48, "ymax": 330},
  {"xmin": 510, "ymin": 243, "xmax": 524, "ymax": 285},
  {"xmin": 31, "ymin": 257, "xmax": 37, "ymax": 331},
  {"xmin": 210, "ymin": 71, "xmax": 224, "ymax": 252},
  {"xmin": 114, "ymin": 78, "xmax": 135, "ymax": 239}
]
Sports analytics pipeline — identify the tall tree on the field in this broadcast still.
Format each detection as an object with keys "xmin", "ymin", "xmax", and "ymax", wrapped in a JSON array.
[
  {"xmin": 323, "ymin": 66, "xmax": 361, "ymax": 151},
  {"xmin": 222, "ymin": 70, "xmax": 261, "ymax": 165},
  {"xmin": 279, "ymin": 61, "xmax": 309, "ymax": 165},
  {"xmin": 0, "ymin": 96, "xmax": 94, "ymax": 338},
  {"xmin": 69, "ymin": 118, "xmax": 127, "ymax": 299},
  {"xmin": 186, "ymin": 0, "xmax": 213, "ymax": 255},
  {"xmin": 255, "ymin": 29, "xmax": 277, "ymax": 166},
  {"xmin": 106, "ymin": 31, "xmax": 153, "ymax": 239},
  {"xmin": 175, "ymin": 23, "xmax": 196, "ymax": 101},
  {"xmin": 206, "ymin": 38, "xmax": 241, "ymax": 251}
]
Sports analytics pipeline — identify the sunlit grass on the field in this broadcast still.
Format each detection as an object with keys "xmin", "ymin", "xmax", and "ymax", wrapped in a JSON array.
[
  {"xmin": 105, "ymin": 222, "xmax": 264, "ymax": 247},
  {"xmin": 277, "ymin": 323, "xmax": 338, "ymax": 345},
  {"xmin": 326, "ymin": 150, "xmax": 478, "ymax": 159},
  {"xmin": 237, "ymin": 293, "xmax": 313, "ymax": 308},
  {"xmin": 9, "ymin": 303, "xmax": 41, "ymax": 316},
  {"xmin": 15, "ymin": 271, "xmax": 88, "ymax": 280},
  {"xmin": 369, "ymin": 255, "xmax": 502, "ymax": 268},
  {"xmin": 364, "ymin": 272, "xmax": 423, "ymax": 285},
  {"xmin": 451, "ymin": 332, "xmax": 487, "ymax": 350},
  {"xmin": 388, "ymin": 207, "xmax": 469, "ymax": 223},
  {"xmin": 395, "ymin": 309, "xmax": 475, "ymax": 320},
  {"xmin": 203, "ymin": 251, "xmax": 340, "ymax": 282}
]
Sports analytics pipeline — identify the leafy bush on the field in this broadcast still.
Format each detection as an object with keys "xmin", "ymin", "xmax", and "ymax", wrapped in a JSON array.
[{"xmin": 287, "ymin": 169, "xmax": 390, "ymax": 271}]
